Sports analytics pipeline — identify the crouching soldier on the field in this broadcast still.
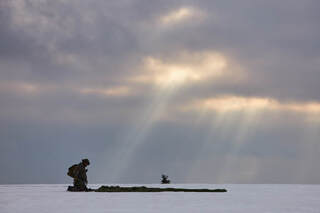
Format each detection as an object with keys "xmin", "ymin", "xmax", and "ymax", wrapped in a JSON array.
[{"xmin": 67, "ymin": 159, "xmax": 91, "ymax": 192}]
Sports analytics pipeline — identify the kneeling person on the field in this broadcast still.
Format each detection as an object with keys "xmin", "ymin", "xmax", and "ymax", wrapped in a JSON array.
[{"xmin": 67, "ymin": 159, "xmax": 90, "ymax": 191}]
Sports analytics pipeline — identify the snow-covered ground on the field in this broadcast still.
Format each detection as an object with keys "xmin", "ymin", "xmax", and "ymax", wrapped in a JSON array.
[{"xmin": 1, "ymin": 184, "xmax": 320, "ymax": 212}]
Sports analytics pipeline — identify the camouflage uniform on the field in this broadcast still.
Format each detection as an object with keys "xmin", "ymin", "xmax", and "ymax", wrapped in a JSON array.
[{"xmin": 73, "ymin": 162, "xmax": 88, "ymax": 191}]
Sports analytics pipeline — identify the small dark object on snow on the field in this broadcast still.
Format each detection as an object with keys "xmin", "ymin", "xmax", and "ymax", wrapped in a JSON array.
[
  {"xmin": 161, "ymin": 174, "xmax": 170, "ymax": 184},
  {"xmin": 67, "ymin": 158, "xmax": 91, "ymax": 192},
  {"xmin": 95, "ymin": 185, "xmax": 227, "ymax": 193}
]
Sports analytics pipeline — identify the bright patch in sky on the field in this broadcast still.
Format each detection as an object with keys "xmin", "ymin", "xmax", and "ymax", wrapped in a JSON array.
[
  {"xmin": 14, "ymin": 82, "xmax": 38, "ymax": 94},
  {"xmin": 182, "ymin": 95, "xmax": 320, "ymax": 115},
  {"xmin": 133, "ymin": 51, "xmax": 231, "ymax": 88},
  {"xmin": 159, "ymin": 7, "xmax": 203, "ymax": 25},
  {"xmin": 81, "ymin": 86, "xmax": 132, "ymax": 97}
]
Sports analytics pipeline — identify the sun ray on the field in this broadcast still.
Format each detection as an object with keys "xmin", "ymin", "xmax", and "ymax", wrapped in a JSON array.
[
  {"xmin": 185, "ymin": 110, "xmax": 228, "ymax": 182},
  {"xmin": 107, "ymin": 50, "xmax": 234, "ymax": 182},
  {"xmin": 186, "ymin": 104, "xmax": 266, "ymax": 183},
  {"xmin": 109, "ymin": 86, "xmax": 180, "ymax": 182},
  {"xmin": 185, "ymin": 96, "xmax": 320, "ymax": 183},
  {"xmin": 215, "ymin": 110, "xmax": 262, "ymax": 183}
]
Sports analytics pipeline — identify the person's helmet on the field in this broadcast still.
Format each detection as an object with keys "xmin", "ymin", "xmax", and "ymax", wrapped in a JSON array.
[{"xmin": 82, "ymin": 158, "xmax": 90, "ymax": 166}]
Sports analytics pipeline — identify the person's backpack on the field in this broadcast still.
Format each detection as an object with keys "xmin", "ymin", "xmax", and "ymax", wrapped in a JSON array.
[{"xmin": 67, "ymin": 164, "xmax": 79, "ymax": 178}]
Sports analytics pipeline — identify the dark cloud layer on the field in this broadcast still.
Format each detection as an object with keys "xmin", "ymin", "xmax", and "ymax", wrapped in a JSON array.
[{"xmin": 0, "ymin": 0, "xmax": 320, "ymax": 184}]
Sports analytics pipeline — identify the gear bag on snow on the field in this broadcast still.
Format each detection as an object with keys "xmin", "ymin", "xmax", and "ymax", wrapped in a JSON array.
[{"xmin": 67, "ymin": 164, "xmax": 79, "ymax": 178}]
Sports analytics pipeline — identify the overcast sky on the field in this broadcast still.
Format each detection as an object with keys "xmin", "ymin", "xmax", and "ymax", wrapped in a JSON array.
[{"xmin": 1, "ymin": 0, "xmax": 320, "ymax": 184}]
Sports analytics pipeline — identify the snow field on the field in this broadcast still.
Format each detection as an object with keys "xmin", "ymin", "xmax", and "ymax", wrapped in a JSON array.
[{"xmin": 1, "ymin": 184, "xmax": 320, "ymax": 213}]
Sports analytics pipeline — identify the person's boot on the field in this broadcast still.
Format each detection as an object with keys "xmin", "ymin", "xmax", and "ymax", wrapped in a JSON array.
[{"xmin": 67, "ymin": 186, "xmax": 76, "ymax": 191}]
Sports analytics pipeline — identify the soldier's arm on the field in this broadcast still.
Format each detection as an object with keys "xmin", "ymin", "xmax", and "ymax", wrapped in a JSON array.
[
  {"xmin": 74, "ymin": 166, "xmax": 80, "ymax": 180},
  {"xmin": 78, "ymin": 167, "xmax": 88, "ymax": 183}
]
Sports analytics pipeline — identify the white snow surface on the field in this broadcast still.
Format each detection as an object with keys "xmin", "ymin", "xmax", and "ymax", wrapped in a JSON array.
[{"xmin": 1, "ymin": 184, "xmax": 320, "ymax": 213}]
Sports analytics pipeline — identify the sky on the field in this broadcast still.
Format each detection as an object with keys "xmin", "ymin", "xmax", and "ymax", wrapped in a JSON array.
[{"xmin": 0, "ymin": 0, "xmax": 320, "ymax": 184}]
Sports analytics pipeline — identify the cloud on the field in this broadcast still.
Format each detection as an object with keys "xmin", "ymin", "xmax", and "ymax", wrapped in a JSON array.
[
  {"xmin": 182, "ymin": 96, "xmax": 320, "ymax": 114},
  {"xmin": 0, "ymin": 81, "xmax": 38, "ymax": 94},
  {"xmin": 80, "ymin": 86, "xmax": 133, "ymax": 97},
  {"xmin": 131, "ymin": 50, "xmax": 244, "ymax": 88},
  {"xmin": 159, "ymin": 6, "xmax": 205, "ymax": 26}
]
